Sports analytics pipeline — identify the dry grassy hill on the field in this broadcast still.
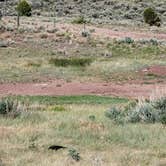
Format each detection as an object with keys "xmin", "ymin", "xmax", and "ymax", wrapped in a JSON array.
[{"xmin": 0, "ymin": 0, "xmax": 166, "ymax": 24}]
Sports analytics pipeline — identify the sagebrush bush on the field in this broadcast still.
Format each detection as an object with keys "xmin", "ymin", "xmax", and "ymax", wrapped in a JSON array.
[
  {"xmin": 105, "ymin": 97, "xmax": 166, "ymax": 125},
  {"xmin": 117, "ymin": 37, "xmax": 134, "ymax": 44},
  {"xmin": 153, "ymin": 97, "xmax": 166, "ymax": 111},
  {"xmin": 105, "ymin": 107, "xmax": 122, "ymax": 120},
  {"xmin": 0, "ymin": 99, "xmax": 24, "ymax": 118},
  {"xmin": 16, "ymin": 0, "xmax": 32, "ymax": 16},
  {"xmin": 153, "ymin": 97, "xmax": 166, "ymax": 125},
  {"xmin": 143, "ymin": 7, "xmax": 161, "ymax": 26},
  {"xmin": 68, "ymin": 149, "xmax": 80, "ymax": 161},
  {"xmin": 72, "ymin": 16, "xmax": 87, "ymax": 24},
  {"xmin": 128, "ymin": 103, "xmax": 157, "ymax": 123}
]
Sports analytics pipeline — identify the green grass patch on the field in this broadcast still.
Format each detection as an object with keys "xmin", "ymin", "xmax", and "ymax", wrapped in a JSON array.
[
  {"xmin": 7, "ymin": 95, "xmax": 128, "ymax": 105},
  {"xmin": 49, "ymin": 58, "xmax": 93, "ymax": 67},
  {"xmin": 107, "ymin": 42, "xmax": 166, "ymax": 59}
]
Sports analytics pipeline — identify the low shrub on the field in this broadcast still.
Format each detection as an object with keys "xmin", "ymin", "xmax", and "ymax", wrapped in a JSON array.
[
  {"xmin": 153, "ymin": 97, "xmax": 166, "ymax": 125},
  {"xmin": 68, "ymin": 149, "xmax": 80, "ymax": 162},
  {"xmin": 117, "ymin": 37, "xmax": 134, "ymax": 44},
  {"xmin": 128, "ymin": 103, "xmax": 157, "ymax": 123},
  {"xmin": 0, "ymin": 99, "xmax": 24, "ymax": 118},
  {"xmin": 72, "ymin": 16, "xmax": 87, "ymax": 24},
  {"xmin": 105, "ymin": 97, "xmax": 166, "ymax": 125},
  {"xmin": 89, "ymin": 115, "xmax": 96, "ymax": 121},
  {"xmin": 138, "ymin": 39, "xmax": 159, "ymax": 45},
  {"xmin": 152, "ymin": 97, "xmax": 166, "ymax": 111},
  {"xmin": 105, "ymin": 107, "xmax": 121, "ymax": 120},
  {"xmin": 81, "ymin": 31, "xmax": 90, "ymax": 37},
  {"xmin": 49, "ymin": 58, "xmax": 93, "ymax": 67},
  {"xmin": 49, "ymin": 105, "xmax": 66, "ymax": 112},
  {"xmin": 40, "ymin": 33, "xmax": 48, "ymax": 39}
]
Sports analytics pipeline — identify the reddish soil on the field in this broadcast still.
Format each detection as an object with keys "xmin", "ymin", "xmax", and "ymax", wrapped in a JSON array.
[
  {"xmin": 55, "ymin": 23, "xmax": 166, "ymax": 40},
  {"xmin": 143, "ymin": 66, "xmax": 166, "ymax": 76},
  {"xmin": 1, "ymin": 18, "xmax": 166, "ymax": 99},
  {"xmin": 2, "ymin": 17, "xmax": 166, "ymax": 41},
  {"xmin": 0, "ymin": 80, "xmax": 165, "ymax": 99}
]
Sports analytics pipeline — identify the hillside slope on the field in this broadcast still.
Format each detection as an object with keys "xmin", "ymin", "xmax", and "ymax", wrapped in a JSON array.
[{"xmin": 0, "ymin": 0, "xmax": 166, "ymax": 23}]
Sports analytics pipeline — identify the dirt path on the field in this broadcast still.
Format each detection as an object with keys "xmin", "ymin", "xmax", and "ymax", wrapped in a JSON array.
[
  {"xmin": 0, "ymin": 80, "xmax": 165, "ymax": 99},
  {"xmin": 58, "ymin": 23, "xmax": 166, "ymax": 40}
]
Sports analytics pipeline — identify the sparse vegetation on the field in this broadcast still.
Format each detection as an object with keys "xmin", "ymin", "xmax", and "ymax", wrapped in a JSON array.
[
  {"xmin": 0, "ymin": 96, "xmax": 166, "ymax": 165},
  {"xmin": 105, "ymin": 97, "xmax": 166, "ymax": 125},
  {"xmin": 0, "ymin": 1, "xmax": 166, "ymax": 165}
]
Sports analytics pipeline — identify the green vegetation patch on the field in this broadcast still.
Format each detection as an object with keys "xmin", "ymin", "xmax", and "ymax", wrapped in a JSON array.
[
  {"xmin": 49, "ymin": 58, "xmax": 93, "ymax": 67},
  {"xmin": 7, "ymin": 95, "xmax": 128, "ymax": 105}
]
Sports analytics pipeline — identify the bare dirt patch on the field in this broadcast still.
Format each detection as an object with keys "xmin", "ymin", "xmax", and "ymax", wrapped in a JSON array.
[
  {"xmin": 0, "ymin": 80, "xmax": 165, "ymax": 99},
  {"xmin": 144, "ymin": 65, "xmax": 166, "ymax": 76}
]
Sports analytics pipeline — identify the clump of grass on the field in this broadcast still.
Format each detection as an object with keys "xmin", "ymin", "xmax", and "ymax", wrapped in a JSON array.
[
  {"xmin": 68, "ymin": 148, "xmax": 81, "ymax": 161},
  {"xmin": 48, "ymin": 105, "xmax": 67, "ymax": 112},
  {"xmin": 40, "ymin": 33, "xmax": 48, "ymax": 39},
  {"xmin": 49, "ymin": 58, "xmax": 93, "ymax": 67},
  {"xmin": 26, "ymin": 61, "xmax": 41, "ymax": 67},
  {"xmin": 72, "ymin": 16, "xmax": 87, "ymax": 24},
  {"xmin": 105, "ymin": 107, "xmax": 122, "ymax": 120},
  {"xmin": 88, "ymin": 115, "xmax": 96, "ymax": 121},
  {"xmin": 105, "ymin": 107, "xmax": 125, "ymax": 125},
  {"xmin": 0, "ymin": 98, "xmax": 25, "ymax": 118},
  {"xmin": 118, "ymin": 37, "xmax": 134, "ymax": 44}
]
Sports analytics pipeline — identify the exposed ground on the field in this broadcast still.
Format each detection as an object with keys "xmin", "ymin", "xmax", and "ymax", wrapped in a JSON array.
[
  {"xmin": 0, "ymin": 15, "xmax": 166, "ymax": 166},
  {"xmin": 0, "ymin": 79, "xmax": 166, "ymax": 99},
  {"xmin": 0, "ymin": 16, "xmax": 166, "ymax": 98}
]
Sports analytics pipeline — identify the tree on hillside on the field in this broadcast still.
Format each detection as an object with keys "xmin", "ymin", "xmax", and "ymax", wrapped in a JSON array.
[
  {"xmin": 15, "ymin": 0, "xmax": 32, "ymax": 28},
  {"xmin": 143, "ymin": 7, "xmax": 161, "ymax": 27},
  {"xmin": 16, "ymin": 0, "xmax": 31, "ymax": 17}
]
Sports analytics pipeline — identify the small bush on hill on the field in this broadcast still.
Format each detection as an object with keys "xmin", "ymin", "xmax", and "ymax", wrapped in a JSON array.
[
  {"xmin": 117, "ymin": 37, "xmax": 134, "ymax": 44},
  {"xmin": 143, "ymin": 7, "xmax": 161, "ymax": 27},
  {"xmin": 72, "ymin": 16, "xmax": 87, "ymax": 24},
  {"xmin": 16, "ymin": 0, "xmax": 32, "ymax": 17}
]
